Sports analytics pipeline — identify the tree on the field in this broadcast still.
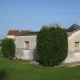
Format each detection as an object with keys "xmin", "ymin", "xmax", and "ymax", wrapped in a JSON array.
[
  {"xmin": 37, "ymin": 24, "xmax": 68, "ymax": 66},
  {"xmin": 1, "ymin": 38, "xmax": 15, "ymax": 59},
  {"xmin": 0, "ymin": 43, "xmax": 1, "ymax": 47}
]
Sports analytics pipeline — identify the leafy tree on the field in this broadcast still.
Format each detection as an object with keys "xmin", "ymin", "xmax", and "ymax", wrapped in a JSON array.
[
  {"xmin": 1, "ymin": 38, "xmax": 15, "ymax": 59},
  {"xmin": 0, "ymin": 43, "xmax": 1, "ymax": 47},
  {"xmin": 37, "ymin": 24, "xmax": 68, "ymax": 66}
]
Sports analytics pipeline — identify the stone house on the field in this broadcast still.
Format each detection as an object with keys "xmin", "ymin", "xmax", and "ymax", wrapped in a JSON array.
[
  {"xmin": 64, "ymin": 24, "xmax": 80, "ymax": 63},
  {"xmin": 7, "ymin": 30, "xmax": 31, "ymax": 41},
  {"xmin": 15, "ymin": 32, "xmax": 38, "ymax": 60},
  {"xmin": 15, "ymin": 24, "xmax": 80, "ymax": 63}
]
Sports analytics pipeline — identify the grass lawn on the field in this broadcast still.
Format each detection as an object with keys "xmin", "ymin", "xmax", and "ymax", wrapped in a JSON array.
[{"xmin": 0, "ymin": 50, "xmax": 80, "ymax": 80}]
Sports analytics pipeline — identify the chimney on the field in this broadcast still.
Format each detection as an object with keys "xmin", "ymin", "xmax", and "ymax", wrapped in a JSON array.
[{"xmin": 20, "ymin": 29, "xmax": 21, "ymax": 32}]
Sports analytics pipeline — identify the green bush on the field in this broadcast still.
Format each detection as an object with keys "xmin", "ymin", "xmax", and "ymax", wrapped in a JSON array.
[
  {"xmin": 1, "ymin": 38, "xmax": 15, "ymax": 59},
  {"xmin": 37, "ymin": 24, "xmax": 68, "ymax": 66}
]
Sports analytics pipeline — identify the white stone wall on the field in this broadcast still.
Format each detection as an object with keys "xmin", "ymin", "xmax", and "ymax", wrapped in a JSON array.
[
  {"xmin": 64, "ymin": 30, "xmax": 80, "ymax": 63},
  {"xmin": 15, "ymin": 36, "xmax": 38, "ymax": 60},
  {"xmin": 7, "ymin": 35, "xmax": 15, "ymax": 39},
  {"xmin": 68, "ymin": 30, "xmax": 80, "ymax": 53},
  {"xmin": 15, "ymin": 36, "xmax": 37, "ymax": 49},
  {"xmin": 64, "ymin": 52, "xmax": 80, "ymax": 63}
]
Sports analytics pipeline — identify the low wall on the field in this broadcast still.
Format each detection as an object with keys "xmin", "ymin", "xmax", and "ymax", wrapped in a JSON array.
[
  {"xmin": 15, "ymin": 48, "xmax": 38, "ymax": 60},
  {"xmin": 63, "ymin": 52, "xmax": 80, "ymax": 63},
  {"xmin": 15, "ymin": 48, "xmax": 23, "ymax": 59}
]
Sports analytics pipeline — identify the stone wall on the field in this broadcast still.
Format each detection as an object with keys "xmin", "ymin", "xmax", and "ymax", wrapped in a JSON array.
[
  {"xmin": 64, "ymin": 30, "xmax": 80, "ymax": 63},
  {"xmin": 15, "ymin": 36, "xmax": 38, "ymax": 60},
  {"xmin": 15, "ymin": 48, "xmax": 38, "ymax": 60}
]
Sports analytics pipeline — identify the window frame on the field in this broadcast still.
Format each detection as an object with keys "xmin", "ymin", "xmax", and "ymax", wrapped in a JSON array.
[
  {"xmin": 24, "ymin": 41, "xmax": 29, "ymax": 50},
  {"xmin": 75, "ymin": 42, "xmax": 79, "ymax": 52}
]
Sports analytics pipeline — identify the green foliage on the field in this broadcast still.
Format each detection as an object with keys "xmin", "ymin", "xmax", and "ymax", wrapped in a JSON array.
[
  {"xmin": 1, "ymin": 38, "xmax": 15, "ymax": 58},
  {"xmin": 37, "ymin": 24, "xmax": 68, "ymax": 66},
  {"xmin": 0, "ymin": 48, "xmax": 1, "ymax": 54}
]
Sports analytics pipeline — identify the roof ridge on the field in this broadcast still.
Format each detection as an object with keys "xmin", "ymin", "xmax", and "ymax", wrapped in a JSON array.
[
  {"xmin": 67, "ymin": 23, "xmax": 80, "ymax": 32},
  {"xmin": 7, "ymin": 30, "xmax": 31, "ymax": 35}
]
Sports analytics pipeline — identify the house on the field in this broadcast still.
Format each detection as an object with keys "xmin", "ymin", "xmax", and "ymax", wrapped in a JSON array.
[
  {"xmin": 64, "ymin": 24, "xmax": 80, "ymax": 63},
  {"xmin": 15, "ymin": 24, "xmax": 80, "ymax": 63},
  {"xmin": 15, "ymin": 32, "xmax": 39, "ymax": 60},
  {"xmin": 7, "ymin": 30, "xmax": 31, "ymax": 41}
]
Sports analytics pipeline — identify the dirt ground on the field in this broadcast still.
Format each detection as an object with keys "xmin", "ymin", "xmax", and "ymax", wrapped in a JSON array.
[
  {"xmin": 23, "ymin": 60, "xmax": 80, "ymax": 67},
  {"xmin": 61, "ymin": 61, "xmax": 80, "ymax": 67}
]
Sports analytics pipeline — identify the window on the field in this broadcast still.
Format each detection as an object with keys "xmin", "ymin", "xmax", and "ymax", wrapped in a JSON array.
[
  {"xmin": 24, "ymin": 41, "xmax": 29, "ymax": 49},
  {"xmin": 75, "ymin": 42, "xmax": 79, "ymax": 51}
]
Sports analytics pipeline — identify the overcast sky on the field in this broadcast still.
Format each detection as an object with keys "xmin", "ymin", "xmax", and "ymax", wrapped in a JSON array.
[{"xmin": 0, "ymin": 0, "xmax": 80, "ymax": 39}]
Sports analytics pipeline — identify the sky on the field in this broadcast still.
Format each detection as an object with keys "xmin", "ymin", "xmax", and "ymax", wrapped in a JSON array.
[{"xmin": 0, "ymin": 0, "xmax": 80, "ymax": 39}]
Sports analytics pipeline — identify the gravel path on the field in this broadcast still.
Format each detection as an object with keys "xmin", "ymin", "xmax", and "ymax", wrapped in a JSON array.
[{"xmin": 61, "ymin": 61, "xmax": 80, "ymax": 67}]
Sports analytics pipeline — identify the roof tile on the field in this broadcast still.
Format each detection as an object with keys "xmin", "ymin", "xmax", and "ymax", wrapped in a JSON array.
[{"xmin": 7, "ymin": 30, "xmax": 31, "ymax": 36}]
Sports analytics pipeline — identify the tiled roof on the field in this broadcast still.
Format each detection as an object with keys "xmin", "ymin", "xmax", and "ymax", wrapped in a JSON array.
[
  {"xmin": 66, "ymin": 23, "xmax": 80, "ymax": 32},
  {"xmin": 7, "ymin": 30, "xmax": 31, "ymax": 36},
  {"xmin": 7, "ymin": 24, "xmax": 80, "ymax": 37},
  {"xmin": 22, "ymin": 31, "xmax": 39, "ymax": 36}
]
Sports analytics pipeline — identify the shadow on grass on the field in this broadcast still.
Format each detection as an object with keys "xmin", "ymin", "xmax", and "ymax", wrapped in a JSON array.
[{"xmin": 0, "ymin": 70, "xmax": 6, "ymax": 80}]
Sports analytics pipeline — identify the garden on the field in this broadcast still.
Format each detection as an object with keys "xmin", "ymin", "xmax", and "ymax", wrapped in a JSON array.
[
  {"xmin": 0, "ymin": 24, "xmax": 80, "ymax": 80},
  {"xmin": 0, "ymin": 49, "xmax": 80, "ymax": 80}
]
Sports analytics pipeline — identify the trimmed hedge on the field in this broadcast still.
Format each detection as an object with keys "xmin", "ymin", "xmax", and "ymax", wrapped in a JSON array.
[
  {"xmin": 37, "ymin": 24, "xmax": 68, "ymax": 66},
  {"xmin": 1, "ymin": 38, "xmax": 15, "ymax": 59}
]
